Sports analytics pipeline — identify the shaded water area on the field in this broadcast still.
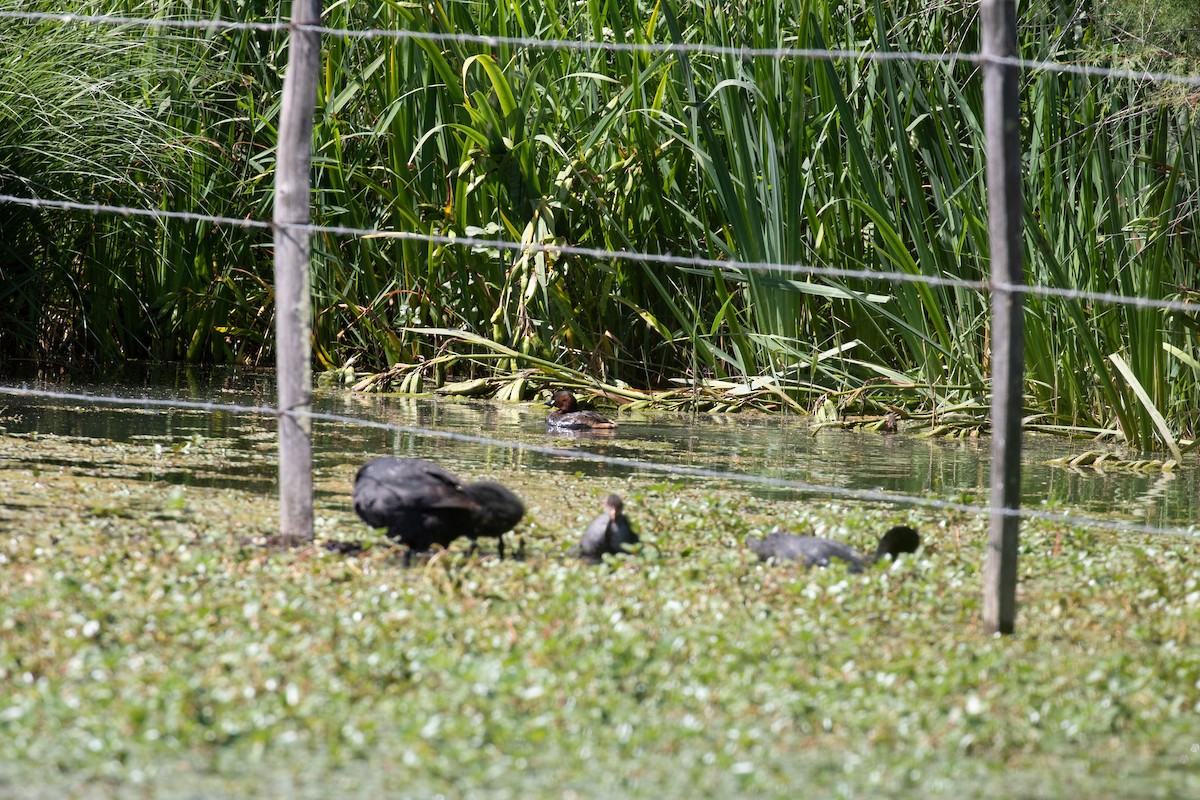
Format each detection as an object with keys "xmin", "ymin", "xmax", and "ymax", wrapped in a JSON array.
[{"xmin": 1, "ymin": 364, "xmax": 1197, "ymax": 533}]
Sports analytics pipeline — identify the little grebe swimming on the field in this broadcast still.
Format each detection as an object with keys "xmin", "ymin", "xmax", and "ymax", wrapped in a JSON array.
[
  {"xmin": 353, "ymin": 457, "xmax": 525, "ymax": 564},
  {"xmin": 747, "ymin": 525, "xmax": 919, "ymax": 572},
  {"xmin": 574, "ymin": 494, "xmax": 639, "ymax": 563},
  {"xmin": 546, "ymin": 390, "xmax": 616, "ymax": 430}
]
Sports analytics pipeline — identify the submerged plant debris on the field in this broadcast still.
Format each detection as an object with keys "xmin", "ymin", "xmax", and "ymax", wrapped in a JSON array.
[
  {"xmin": 1, "ymin": 429, "xmax": 1199, "ymax": 799},
  {"xmin": 1047, "ymin": 450, "xmax": 1181, "ymax": 474}
]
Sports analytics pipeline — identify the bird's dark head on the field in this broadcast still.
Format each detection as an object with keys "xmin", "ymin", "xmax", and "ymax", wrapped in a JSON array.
[
  {"xmin": 876, "ymin": 525, "xmax": 920, "ymax": 559},
  {"xmin": 603, "ymin": 493, "xmax": 624, "ymax": 518},
  {"xmin": 548, "ymin": 390, "xmax": 579, "ymax": 412}
]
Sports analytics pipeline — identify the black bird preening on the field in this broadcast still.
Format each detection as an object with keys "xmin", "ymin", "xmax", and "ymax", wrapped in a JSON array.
[
  {"xmin": 353, "ymin": 457, "xmax": 525, "ymax": 564},
  {"xmin": 747, "ymin": 525, "xmax": 920, "ymax": 572},
  {"xmin": 573, "ymin": 494, "xmax": 639, "ymax": 563}
]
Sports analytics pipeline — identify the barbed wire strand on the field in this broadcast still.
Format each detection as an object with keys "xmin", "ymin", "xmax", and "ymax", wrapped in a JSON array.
[
  {"xmin": 0, "ymin": 11, "xmax": 984, "ymax": 65},
  {"xmin": 5, "ymin": 192, "xmax": 1200, "ymax": 316},
  {"xmin": 2, "ymin": 384, "xmax": 1196, "ymax": 540},
  {"xmin": 0, "ymin": 9, "xmax": 285, "ymax": 33},
  {"xmin": 3, "ymin": 10, "xmax": 1200, "ymax": 88},
  {"xmin": 303, "ymin": 25, "xmax": 1200, "ymax": 88}
]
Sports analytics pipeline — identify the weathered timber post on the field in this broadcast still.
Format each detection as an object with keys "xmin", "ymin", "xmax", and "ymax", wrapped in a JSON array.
[
  {"xmin": 981, "ymin": 0, "xmax": 1025, "ymax": 634},
  {"xmin": 273, "ymin": 0, "xmax": 323, "ymax": 543}
]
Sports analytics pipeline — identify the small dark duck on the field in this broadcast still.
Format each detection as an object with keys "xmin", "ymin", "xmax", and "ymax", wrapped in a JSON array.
[
  {"xmin": 546, "ymin": 390, "xmax": 617, "ymax": 430},
  {"xmin": 574, "ymin": 494, "xmax": 639, "ymax": 563}
]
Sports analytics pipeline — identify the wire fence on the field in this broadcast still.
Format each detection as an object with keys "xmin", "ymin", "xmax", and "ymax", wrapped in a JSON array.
[{"xmin": 3, "ymin": 6, "xmax": 1200, "ymax": 615}]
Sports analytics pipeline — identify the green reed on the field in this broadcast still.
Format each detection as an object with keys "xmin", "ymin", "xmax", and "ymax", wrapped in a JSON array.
[{"xmin": 2, "ymin": 0, "xmax": 1198, "ymax": 448}]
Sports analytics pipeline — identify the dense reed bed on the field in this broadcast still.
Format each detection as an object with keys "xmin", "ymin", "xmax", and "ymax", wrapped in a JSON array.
[{"xmin": 1, "ymin": 0, "xmax": 1197, "ymax": 448}]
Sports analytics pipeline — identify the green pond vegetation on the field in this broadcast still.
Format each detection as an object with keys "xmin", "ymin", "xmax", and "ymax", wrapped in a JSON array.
[
  {"xmin": 2, "ymin": 425, "xmax": 1200, "ymax": 797},
  {"xmin": 2, "ymin": 0, "xmax": 1200, "ymax": 451}
]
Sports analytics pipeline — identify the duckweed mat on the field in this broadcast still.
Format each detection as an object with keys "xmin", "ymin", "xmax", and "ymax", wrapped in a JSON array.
[{"xmin": 2, "ymin": 431, "xmax": 1199, "ymax": 798}]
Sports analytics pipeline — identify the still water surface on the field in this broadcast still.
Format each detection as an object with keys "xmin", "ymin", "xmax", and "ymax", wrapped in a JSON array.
[{"xmin": 1, "ymin": 365, "xmax": 1196, "ymax": 531}]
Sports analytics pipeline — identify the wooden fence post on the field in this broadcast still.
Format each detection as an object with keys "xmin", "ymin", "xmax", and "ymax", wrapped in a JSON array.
[
  {"xmin": 981, "ymin": 0, "xmax": 1025, "ymax": 634},
  {"xmin": 273, "ymin": 0, "xmax": 323, "ymax": 543}
]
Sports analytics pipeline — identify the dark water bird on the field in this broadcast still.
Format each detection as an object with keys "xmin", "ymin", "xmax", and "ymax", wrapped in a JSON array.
[
  {"xmin": 546, "ymin": 390, "xmax": 617, "ymax": 430},
  {"xmin": 573, "ymin": 494, "xmax": 639, "ymax": 563},
  {"xmin": 352, "ymin": 457, "xmax": 525, "ymax": 564},
  {"xmin": 747, "ymin": 525, "xmax": 920, "ymax": 572}
]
